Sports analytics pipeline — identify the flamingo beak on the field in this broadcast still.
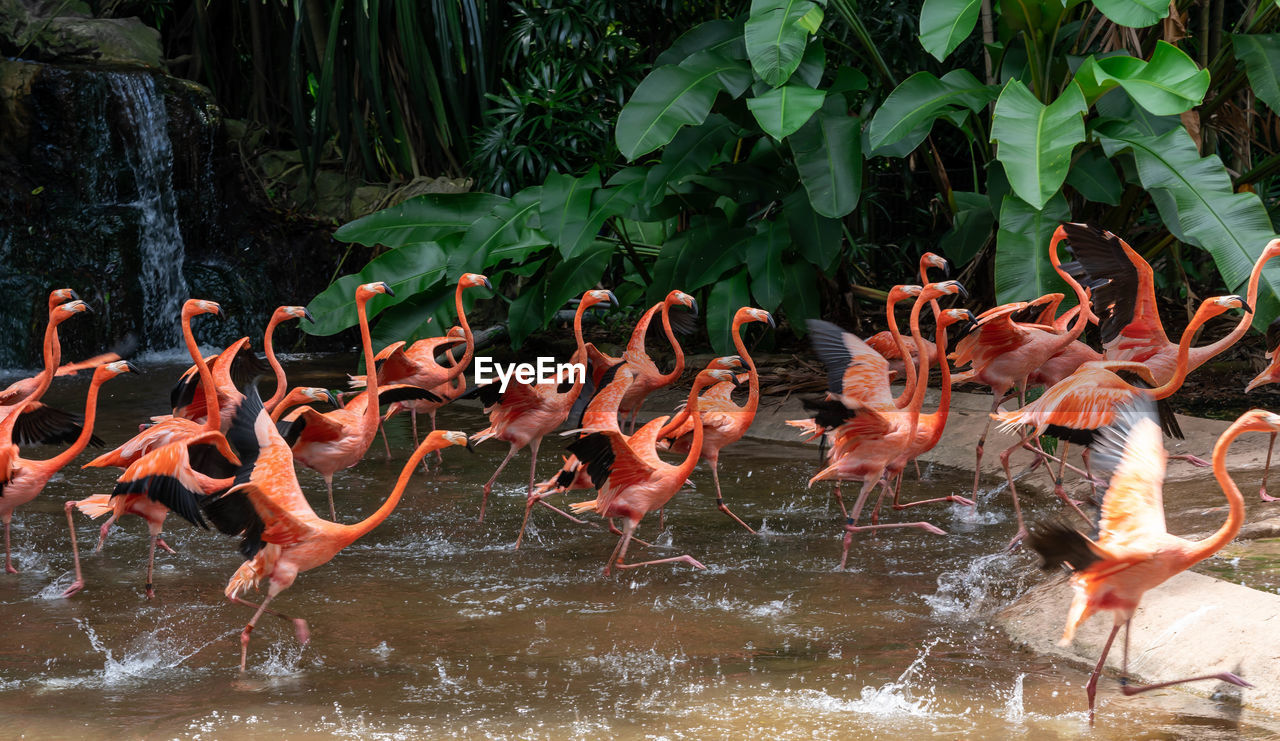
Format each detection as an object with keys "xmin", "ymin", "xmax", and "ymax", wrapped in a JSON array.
[
  {"xmin": 606, "ymin": 290, "xmax": 618, "ymax": 307},
  {"xmin": 953, "ymin": 282, "xmax": 969, "ymax": 300},
  {"xmin": 381, "ymin": 282, "xmax": 396, "ymax": 298},
  {"xmin": 482, "ymin": 276, "xmax": 493, "ymax": 290},
  {"xmin": 689, "ymin": 298, "xmax": 699, "ymax": 317},
  {"xmin": 303, "ymin": 308, "xmax": 315, "ymax": 323},
  {"xmin": 325, "ymin": 389, "xmax": 341, "ymax": 407},
  {"xmin": 124, "ymin": 361, "xmax": 142, "ymax": 375},
  {"xmin": 765, "ymin": 312, "xmax": 776, "ymax": 328}
]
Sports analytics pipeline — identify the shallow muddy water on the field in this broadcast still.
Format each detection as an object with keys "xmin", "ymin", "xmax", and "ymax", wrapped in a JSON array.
[{"xmin": 1, "ymin": 358, "xmax": 1277, "ymax": 739}]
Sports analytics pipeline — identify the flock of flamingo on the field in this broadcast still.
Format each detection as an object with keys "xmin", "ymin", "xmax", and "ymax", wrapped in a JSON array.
[{"xmin": 2, "ymin": 222, "xmax": 1278, "ymax": 718}]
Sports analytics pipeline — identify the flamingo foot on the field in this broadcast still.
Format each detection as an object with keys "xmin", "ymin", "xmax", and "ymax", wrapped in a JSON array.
[
  {"xmin": 1007, "ymin": 528, "xmax": 1029, "ymax": 552},
  {"xmin": 294, "ymin": 619, "xmax": 311, "ymax": 645},
  {"xmin": 1171, "ymin": 453, "xmax": 1211, "ymax": 468},
  {"xmin": 615, "ymin": 554, "xmax": 706, "ymax": 571},
  {"xmin": 1119, "ymin": 671, "xmax": 1252, "ymax": 696},
  {"xmin": 61, "ymin": 579, "xmax": 85, "ymax": 598},
  {"xmin": 892, "ymin": 494, "xmax": 975, "ymax": 510},
  {"xmin": 844, "ymin": 521, "xmax": 946, "ymax": 536},
  {"xmin": 1261, "ymin": 488, "xmax": 1279, "ymax": 503},
  {"xmin": 717, "ymin": 499, "xmax": 755, "ymax": 533},
  {"xmin": 5, "ymin": 564, "xmax": 17, "ymax": 575},
  {"xmin": 157, "ymin": 538, "xmax": 176, "ymax": 554}
]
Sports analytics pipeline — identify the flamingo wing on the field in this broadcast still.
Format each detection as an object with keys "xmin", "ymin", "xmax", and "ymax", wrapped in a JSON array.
[
  {"xmin": 567, "ymin": 429, "xmax": 656, "ymax": 494},
  {"xmin": 287, "ymin": 407, "xmax": 348, "ymax": 446},
  {"xmin": 806, "ymin": 320, "xmax": 893, "ymax": 407},
  {"xmin": 1091, "ymin": 399, "xmax": 1169, "ymax": 547},
  {"xmin": 375, "ymin": 343, "xmax": 421, "ymax": 384},
  {"xmin": 1061, "ymin": 223, "xmax": 1163, "ymax": 347},
  {"xmin": 13, "ymin": 402, "xmax": 103, "ymax": 447},
  {"xmin": 110, "ymin": 434, "xmax": 235, "ymax": 529}
]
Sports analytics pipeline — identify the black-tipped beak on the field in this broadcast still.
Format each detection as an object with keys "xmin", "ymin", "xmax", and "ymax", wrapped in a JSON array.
[
  {"xmin": 954, "ymin": 283, "xmax": 969, "ymax": 300},
  {"xmin": 731, "ymin": 373, "xmax": 745, "ymax": 389},
  {"xmin": 82, "ymin": 303, "xmax": 94, "ymax": 313},
  {"xmin": 765, "ymin": 312, "xmax": 776, "ymax": 328},
  {"xmin": 606, "ymin": 290, "xmax": 618, "ymax": 307},
  {"xmin": 381, "ymin": 282, "xmax": 396, "ymax": 298},
  {"xmin": 1238, "ymin": 298, "xmax": 1254, "ymax": 314},
  {"xmin": 689, "ymin": 298, "xmax": 699, "ymax": 317},
  {"xmin": 942, "ymin": 258, "xmax": 953, "ymax": 278},
  {"xmin": 465, "ymin": 437, "xmax": 476, "ymax": 453},
  {"xmin": 303, "ymin": 308, "xmax": 315, "ymax": 323},
  {"xmin": 325, "ymin": 390, "xmax": 341, "ymax": 407},
  {"xmin": 69, "ymin": 290, "xmax": 81, "ymax": 301},
  {"xmin": 124, "ymin": 361, "xmax": 141, "ymax": 375},
  {"xmin": 482, "ymin": 277, "xmax": 493, "ymax": 290}
]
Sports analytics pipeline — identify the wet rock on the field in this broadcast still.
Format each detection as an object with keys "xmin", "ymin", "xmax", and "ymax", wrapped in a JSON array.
[{"xmin": 0, "ymin": 0, "xmax": 161, "ymax": 68}]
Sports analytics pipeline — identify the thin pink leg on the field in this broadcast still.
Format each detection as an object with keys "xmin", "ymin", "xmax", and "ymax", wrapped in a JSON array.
[
  {"xmin": 970, "ymin": 395, "xmax": 1003, "ymax": 499},
  {"xmin": 1085, "ymin": 621, "xmax": 1122, "ymax": 724},
  {"xmin": 480, "ymin": 443, "xmax": 519, "ymax": 522},
  {"xmin": 144, "ymin": 535, "xmax": 158, "ymax": 600},
  {"xmin": 611, "ymin": 519, "xmax": 705, "ymax": 574},
  {"xmin": 96, "ymin": 513, "xmax": 118, "ymax": 552},
  {"xmin": 3, "ymin": 517, "xmax": 15, "ymax": 574},
  {"xmin": 62, "ymin": 502, "xmax": 85, "ymax": 597},
  {"xmin": 1262, "ymin": 433, "xmax": 1278, "ymax": 502},
  {"xmin": 380, "ymin": 420, "xmax": 392, "ymax": 460},
  {"xmin": 711, "ymin": 462, "xmax": 754, "ymax": 533},
  {"xmin": 1117, "ymin": 618, "xmax": 1252, "ymax": 697},
  {"xmin": 231, "ymin": 591, "xmax": 308, "ymax": 672},
  {"xmin": 1170, "ymin": 453, "xmax": 1210, "ymax": 467},
  {"xmin": 841, "ymin": 478, "xmax": 945, "ymax": 570},
  {"xmin": 324, "ymin": 475, "xmax": 336, "ymax": 521},
  {"xmin": 231, "ymin": 596, "xmax": 309, "ymax": 642}
]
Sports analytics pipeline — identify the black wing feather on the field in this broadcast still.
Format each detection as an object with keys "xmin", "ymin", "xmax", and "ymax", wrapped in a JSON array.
[
  {"xmin": 566, "ymin": 432, "xmax": 616, "ymax": 489},
  {"xmin": 112, "ymin": 473, "xmax": 209, "ymax": 529},
  {"xmin": 1061, "ymin": 223, "xmax": 1138, "ymax": 345},
  {"xmin": 13, "ymin": 404, "xmax": 104, "ymax": 447}
]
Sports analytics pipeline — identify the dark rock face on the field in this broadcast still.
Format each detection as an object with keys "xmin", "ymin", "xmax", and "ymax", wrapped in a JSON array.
[{"xmin": 0, "ymin": 59, "xmax": 358, "ymax": 367}]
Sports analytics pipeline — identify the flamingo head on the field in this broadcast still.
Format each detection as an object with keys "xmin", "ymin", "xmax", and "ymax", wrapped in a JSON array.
[
  {"xmin": 275, "ymin": 305, "xmax": 314, "ymax": 324},
  {"xmin": 183, "ymin": 299, "xmax": 222, "ymax": 319},
  {"xmin": 694, "ymin": 368, "xmax": 737, "ymax": 390},
  {"xmin": 51, "ymin": 299, "xmax": 91, "ymax": 323},
  {"xmin": 889, "ymin": 284, "xmax": 923, "ymax": 303},
  {"xmin": 1204, "ymin": 294, "xmax": 1251, "ymax": 319},
  {"xmin": 579, "ymin": 289, "xmax": 618, "ymax": 311},
  {"xmin": 666, "ymin": 290, "xmax": 698, "ymax": 316},
  {"xmin": 1263, "ymin": 238, "xmax": 1280, "ymax": 261},
  {"xmin": 433, "ymin": 429, "xmax": 473, "ymax": 452},
  {"xmin": 920, "ymin": 252, "xmax": 951, "ymax": 277},
  {"xmin": 297, "ymin": 387, "xmax": 340, "ymax": 407},
  {"xmin": 921, "ymin": 280, "xmax": 968, "ymax": 303},
  {"xmin": 460, "ymin": 273, "xmax": 493, "ymax": 291},
  {"xmin": 734, "ymin": 306, "xmax": 775, "ymax": 328},
  {"xmin": 357, "ymin": 282, "xmax": 395, "ymax": 301},
  {"xmin": 445, "ymin": 325, "xmax": 467, "ymax": 340},
  {"xmin": 48, "ymin": 288, "xmax": 80, "ymax": 309},
  {"xmin": 1231, "ymin": 408, "xmax": 1280, "ymax": 434},
  {"xmin": 938, "ymin": 308, "xmax": 976, "ymax": 330},
  {"xmin": 707, "ymin": 355, "xmax": 745, "ymax": 372},
  {"xmin": 95, "ymin": 360, "xmax": 139, "ymax": 381}
]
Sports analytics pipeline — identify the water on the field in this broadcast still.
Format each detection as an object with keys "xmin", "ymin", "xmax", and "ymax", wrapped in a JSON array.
[
  {"xmin": 1, "ymin": 359, "xmax": 1277, "ymax": 738},
  {"xmin": 107, "ymin": 72, "xmax": 189, "ymax": 351}
]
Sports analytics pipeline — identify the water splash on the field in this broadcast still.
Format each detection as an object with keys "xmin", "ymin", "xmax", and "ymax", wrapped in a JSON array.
[
  {"xmin": 107, "ymin": 72, "xmax": 189, "ymax": 351},
  {"xmin": 925, "ymin": 552, "xmax": 1026, "ymax": 621},
  {"xmin": 41, "ymin": 617, "xmax": 220, "ymax": 690}
]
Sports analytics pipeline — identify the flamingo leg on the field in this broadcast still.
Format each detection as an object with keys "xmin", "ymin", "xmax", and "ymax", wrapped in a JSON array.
[
  {"xmin": 428, "ymin": 410, "xmax": 444, "ymax": 464},
  {"xmin": 62, "ymin": 502, "xmax": 85, "ymax": 597},
  {"xmin": 380, "ymin": 419, "xmax": 392, "ymax": 460},
  {"xmin": 3, "ymin": 516, "xmax": 15, "ymax": 574},
  {"xmin": 144, "ymin": 535, "xmax": 158, "ymax": 600},
  {"xmin": 1263, "ymin": 433, "xmax": 1278, "ymax": 502},
  {"xmin": 1170, "ymin": 453, "xmax": 1211, "ymax": 467},
  {"xmin": 516, "ymin": 440, "xmax": 591, "ymax": 548},
  {"xmin": 892, "ymin": 467, "xmax": 975, "ymax": 510},
  {"xmin": 96, "ymin": 512, "xmax": 118, "ymax": 552},
  {"xmin": 840, "ymin": 478, "xmax": 945, "ymax": 570},
  {"xmin": 711, "ymin": 462, "xmax": 754, "ymax": 533},
  {"xmin": 324, "ymin": 474, "xmax": 336, "ymax": 521},
  {"xmin": 612, "ymin": 518, "xmax": 705, "ymax": 574},
  {"xmin": 233, "ymin": 589, "xmax": 308, "ymax": 672},
  {"xmin": 914, "ymin": 459, "xmax": 923, "ymax": 481},
  {"xmin": 971, "ymin": 394, "xmax": 1003, "ymax": 499},
  {"xmin": 231, "ymin": 596, "xmax": 310, "ymax": 641},
  {"xmin": 1086, "ymin": 621, "xmax": 1123, "ymax": 723},
  {"xmin": 1000, "ymin": 435, "xmax": 1030, "ymax": 550},
  {"xmin": 480, "ymin": 443, "xmax": 519, "ymax": 523},
  {"xmin": 157, "ymin": 538, "xmax": 176, "ymax": 554}
]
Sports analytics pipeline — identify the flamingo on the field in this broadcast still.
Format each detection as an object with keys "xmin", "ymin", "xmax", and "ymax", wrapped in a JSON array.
[
  {"xmin": 655, "ymin": 307, "xmax": 775, "ymax": 531},
  {"xmin": 269, "ymin": 387, "xmax": 341, "ymax": 424},
  {"xmin": 1062, "ymin": 223, "xmax": 1280, "ymax": 385},
  {"xmin": 865, "ymin": 252, "xmax": 950, "ymax": 395},
  {"xmin": 952, "ymin": 225, "xmax": 1096, "ymax": 499},
  {"xmin": 471, "ymin": 288, "xmax": 617, "ymax": 536},
  {"xmin": 198, "ymin": 384, "xmax": 469, "ymax": 670},
  {"xmin": 880, "ymin": 306, "xmax": 977, "ymax": 512},
  {"xmin": 586, "ymin": 290, "xmax": 697, "ymax": 432},
  {"xmin": 78, "ymin": 299, "xmax": 224, "ymax": 553},
  {"xmin": 1026, "ymin": 400, "xmax": 1267, "ymax": 720},
  {"xmin": 285, "ymin": 282, "xmax": 431, "ymax": 519},
  {"xmin": 799, "ymin": 281, "xmax": 967, "ymax": 569},
  {"xmin": 995, "ymin": 295, "xmax": 1251, "ymax": 546},
  {"xmin": 373, "ymin": 326, "xmax": 469, "ymax": 460},
  {"xmin": 567, "ymin": 366, "xmax": 739, "ymax": 575},
  {"xmin": 0, "ymin": 360, "xmax": 134, "ymax": 575},
  {"xmin": 1, "ymin": 293, "xmax": 101, "ymax": 446}
]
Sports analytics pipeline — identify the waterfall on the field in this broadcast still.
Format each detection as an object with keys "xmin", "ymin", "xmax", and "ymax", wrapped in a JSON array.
[{"xmin": 107, "ymin": 72, "xmax": 189, "ymax": 351}]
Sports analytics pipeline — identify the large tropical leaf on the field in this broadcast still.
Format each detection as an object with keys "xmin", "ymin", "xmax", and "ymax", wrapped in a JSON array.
[
  {"xmin": 780, "ymin": 259, "xmax": 820, "ymax": 334},
  {"xmin": 1096, "ymin": 120, "xmax": 1280, "ymax": 325},
  {"xmin": 540, "ymin": 168, "xmax": 601, "ymax": 260},
  {"xmin": 918, "ymin": 0, "xmax": 981, "ymax": 61},
  {"xmin": 1074, "ymin": 42, "xmax": 1209, "ymax": 116},
  {"xmin": 939, "ymin": 191, "xmax": 993, "ymax": 267},
  {"xmin": 746, "ymin": 220, "xmax": 788, "ymax": 312},
  {"xmin": 867, "ymin": 70, "xmax": 996, "ymax": 155},
  {"xmin": 650, "ymin": 214, "xmax": 752, "ymax": 301},
  {"xmin": 305, "ymin": 241, "xmax": 451, "ymax": 336},
  {"xmin": 655, "ymin": 19, "xmax": 747, "ymax": 66},
  {"xmin": 616, "ymin": 50, "xmax": 752, "ymax": 160},
  {"xmin": 990, "ymin": 81, "xmax": 1086, "ymax": 210},
  {"xmin": 747, "ymin": 84, "xmax": 827, "ymax": 139},
  {"xmin": 507, "ymin": 243, "xmax": 616, "ymax": 347},
  {"xmin": 334, "ymin": 192, "xmax": 505, "ymax": 247},
  {"xmin": 785, "ymin": 190, "xmax": 842, "ymax": 270},
  {"xmin": 993, "ymin": 192, "xmax": 1072, "ymax": 304},
  {"xmin": 1065, "ymin": 147, "xmax": 1123, "ymax": 205},
  {"xmin": 369, "ymin": 283, "xmax": 456, "ymax": 349},
  {"xmin": 743, "ymin": 0, "xmax": 825, "ymax": 86},
  {"xmin": 1233, "ymin": 34, "xmax": 1280, "ymax": 112},
  {"xmin": 642, "ymin": 115, "xmax": 739, "ymax": 204},
  {"xmin": 708, "ymin": 269, "xmax": 753, "ymax": 354},
  {"xmin": 448, "ymin": 187, "xmax": 544, "ymax": 278},
  {"xmin": 790, "ymin": 98, "xmax": 863, "ymax": 217},
  {"xmin": 1091, "ymin": 0, "xmax": 1168, "ymax": 28}
]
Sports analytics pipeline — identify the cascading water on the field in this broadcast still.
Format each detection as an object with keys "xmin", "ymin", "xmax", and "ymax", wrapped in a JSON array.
[{"xmin": 106, "ymin": 72, "xmax": 189, "ymax": 351}]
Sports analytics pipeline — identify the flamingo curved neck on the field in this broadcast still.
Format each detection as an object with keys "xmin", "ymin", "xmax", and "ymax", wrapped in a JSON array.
[
  {"xmin": 356, "ymin": 294, "xmax": 380, "ymax": 430},
  {"xmin": 44, "ymin": 375, "xmax": 106, "ymax": 469},
  {"xmin": 922, "ymin": 319, "xmax": 954, "ymax": 447},
  {"xmin": 1189, "ymin": 252, "xmax": 1276, "ymax": 370},
  {"xmin": 624, "ymin": 302, "xmax": 663, "ymax": 356},
  {"xmin": 906, "ymin": 295, "xmax": 933, "ymax": 431},
  {"xmin": 653, "ymin": 301, "xmax": 686, "ymax": 385},
  {"xmin": 184, "ymin": 312, "xmax": 220, "ymax": 431},
  {"xmin": 731, "ymin": 315, "xmax": 759, "ymax": 415},
  {"xmin": 572, "ymin": 299, "xmax": 593, "ymax": 358},
  {"xmin": 1152, "ymin": 307, "xmax": 1217, "ymax": 399},
  {"xmin": 454, "ymin": 283, "xmax": 476, "ymax": 373},
  {"xmin": 28, "ymin": 314, "xmax": 65, "ymax": 404},
  {"xmin": 269, "ymin": 390, "xmax": 305, "ymax": 422},
  {"xmin": 263, "ymin": 314, "xmax": 288, "ymax": 411},
  {"xmin": 673, "ymin": 379, "xmax": 712, "ymax": 479},
  {"xmin": 347, "ymin": 435, "xmax": 454, "ymax": 539},
  {"xmin": 1049, "ymin": 234, "xmax": 1094, "ymax": 354},
  {"xmin": 888, "ymin": 296, "xmax": 917, "ymax": 408},
  {"xmin": 1192, "ymin": 420, "xmax": 1250, "ymax": 565}
]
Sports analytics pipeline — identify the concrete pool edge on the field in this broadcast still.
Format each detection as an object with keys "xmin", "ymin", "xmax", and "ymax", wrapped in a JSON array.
[{"xmin": 995, "ymin": 570, "xmax": 1280, "ymax": 720}]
